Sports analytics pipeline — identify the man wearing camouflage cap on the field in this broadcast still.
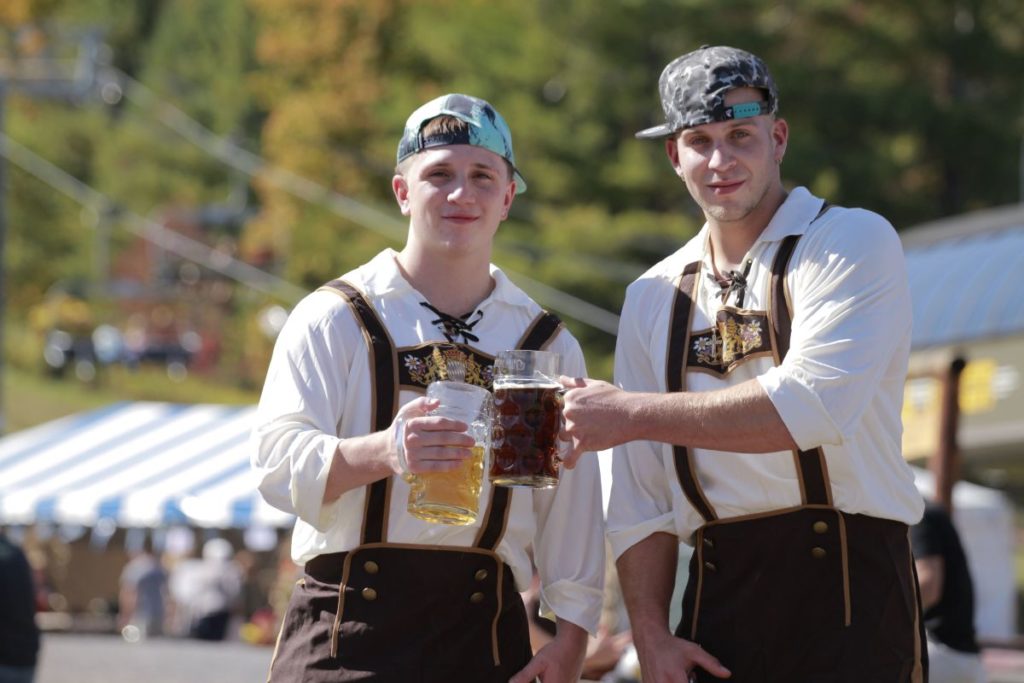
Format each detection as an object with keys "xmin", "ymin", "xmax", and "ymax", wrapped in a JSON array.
[
  {"xmin": 253, "ymin": 93, "xmax": 605, "ymax": 682},
  {"xmin": 559, "ymin": 46, "xmax": 927, "ymax": 681}
]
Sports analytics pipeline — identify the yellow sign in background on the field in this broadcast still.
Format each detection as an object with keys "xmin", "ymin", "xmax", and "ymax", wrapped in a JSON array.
[{"xmin": 901, "ymin": 358, "xmax": 1016, "ymax": 461}]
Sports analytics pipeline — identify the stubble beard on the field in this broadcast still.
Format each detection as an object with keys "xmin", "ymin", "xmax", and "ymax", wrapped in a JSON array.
[{"xmin": 696, "ymin": 176, "xmax": 774, "ymax": 225}]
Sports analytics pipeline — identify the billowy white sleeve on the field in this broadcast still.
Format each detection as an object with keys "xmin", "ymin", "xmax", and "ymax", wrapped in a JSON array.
[
  {"xmin": 758, "ymin": 209, "xmax": 912, "ymax": 451},
  {"xmin": 531, "ymin": 331, "xmax": 606, "ymax": 635},
  {"xmin": 606, "ymin": 277, "xmax": 679, "ymax": 560},
  {"xmin": 250, "ymin": 292, "xmax": 357, "ymax": 530}
]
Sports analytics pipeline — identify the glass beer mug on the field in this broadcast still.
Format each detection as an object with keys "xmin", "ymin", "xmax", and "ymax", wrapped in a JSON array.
[
  {"xmin": 489, "ymin": 349, "xmax": 564, "ymax": 489},
  {"xmin": 406, "ymin": 380, "xmax": 493, "ymax": 525}
]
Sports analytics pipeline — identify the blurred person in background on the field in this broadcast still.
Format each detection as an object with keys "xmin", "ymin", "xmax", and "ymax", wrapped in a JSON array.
[
  {"xmin": 251, "ymin": 93, "xmax": 605, "ymax": 683},
  {"xmin": 0, "ymin": 531, "xmax": 41, "ymax": 683},
  {"xmin": 118, "ymin": 537, "xmax": 168, "ymax": 640},
  {"xmin": 560, "ymin": 45, "xmax": 926, "ymax": 682},
  {"xmin": 169, "ymin": 538, "xmax": 243, "ymax": 641},
  {"xmin": 913, "ymin": 502, "xmax": 986, "ymax": 683}
]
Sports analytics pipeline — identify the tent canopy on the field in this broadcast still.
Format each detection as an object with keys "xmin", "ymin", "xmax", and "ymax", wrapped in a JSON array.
[
  {"xmin": 902, "ymin": 204, "xmax": 1024, "ymax": 349},
  {"xmin": 0, "ymin": 402, "xmax": 292, "ymax": 529}
]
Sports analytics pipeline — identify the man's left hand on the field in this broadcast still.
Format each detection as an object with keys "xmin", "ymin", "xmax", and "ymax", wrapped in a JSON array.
[{"xmin": 509, "ymin": 621, "xmax": 587, "ymax": 683}]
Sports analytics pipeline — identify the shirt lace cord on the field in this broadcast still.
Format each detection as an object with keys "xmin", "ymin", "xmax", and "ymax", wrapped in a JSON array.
[
  {"xmin": 419, "ymin": 301, "xmax": 484, "ymax": 343},
  {"xmin": 707, "ymin": 257, "xmax": 754, "ymax": 308}
]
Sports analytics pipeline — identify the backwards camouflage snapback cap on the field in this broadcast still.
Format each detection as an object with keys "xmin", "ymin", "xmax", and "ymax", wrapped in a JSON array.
[
  {"xmin": 397, "ymin": 93, "xmax": 527, "ymax": 194},
  {"xmin": 636, "ymin": 45, "xmax": 779, "ymax": 139}
]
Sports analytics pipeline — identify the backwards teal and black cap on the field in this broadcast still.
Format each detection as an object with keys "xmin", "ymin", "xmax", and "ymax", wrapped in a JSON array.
[
  {"xmin": 397, "ymin": 93, "xmax": 527, "ymax": 194},
  {"xmin": 636, "ymin": 45, "xmax": 779, "ymax": 139}
]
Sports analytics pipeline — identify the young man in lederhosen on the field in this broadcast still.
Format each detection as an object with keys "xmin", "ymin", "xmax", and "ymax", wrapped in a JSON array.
[
  {"xmin": 252, "ymin": 94, "xmax": 605, "ymax": 683},
  {"xmin": 557, "ymin": 47, "xmax": 928, "ymax": 682}
]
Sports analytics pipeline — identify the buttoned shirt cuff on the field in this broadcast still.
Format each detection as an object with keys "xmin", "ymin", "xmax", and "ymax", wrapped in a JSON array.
[
  {"xmin": 538, "ymin": 580, "xmax": 604, "ymax": 636},
  {"xmin": 758, "ymin": 367, "xmax": 844, "ymax": 451},
  {"xmin": 290, "ymin": 434, "xmax": 343, "ymax": 532},
  {"xmin": 606, "ymin": 512, "xmax": 677, "ymax": 562}
]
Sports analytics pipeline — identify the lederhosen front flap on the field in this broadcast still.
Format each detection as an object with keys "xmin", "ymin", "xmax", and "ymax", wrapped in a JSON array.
[{"xmin": 320, "ymin": 279, "xmax": 561, "ymax": 666}]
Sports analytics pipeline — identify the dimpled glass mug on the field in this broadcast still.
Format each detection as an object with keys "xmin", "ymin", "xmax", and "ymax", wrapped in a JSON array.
[
  {"xmin": 406, "ymin": 380, "xmax": 493, "ymax": 525},
  {"xmin": 489, "ymin": 349, "xmax": 564, "ymax": 489}
]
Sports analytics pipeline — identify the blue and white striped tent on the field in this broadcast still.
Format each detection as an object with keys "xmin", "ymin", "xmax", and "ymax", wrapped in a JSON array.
[{"xmin": 0, "ymin": 402, "xmax": 292, "ymax": 529}]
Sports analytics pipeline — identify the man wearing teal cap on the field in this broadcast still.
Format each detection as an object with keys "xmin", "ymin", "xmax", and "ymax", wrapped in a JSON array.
[{"xmin": 253, "ymin": 93, "xmax": 605, "ymax": 682}]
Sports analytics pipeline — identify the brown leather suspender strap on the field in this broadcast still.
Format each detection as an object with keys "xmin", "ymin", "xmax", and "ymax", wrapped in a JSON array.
[
  {"xmin": 319, "ymin": 279, "xmax": 399, "ymax": 545},
  {"xmin": 771, "ymin": 202, "xmax": 831, "ymax": 360},
  {"xmin": 515, "ymin": 310, "xmax": 564, "ymax": 353},
  {"xmin": 473, "ymin": 310, "xmax": 563, "ymax": 551},
  {"xmin": 667, "ymin": 263, "xmax": 718, "ymax": 522},
  {"xmin": 669, "ymin": 201, "xmax": 837, "ymax": 518},
  {"xmin": 770, "ymin": 237, "xmax": 800, "ymax": 368},
  {"xmin": 770, "ymin": 206, "xmax": 834, "ymax": 507}
]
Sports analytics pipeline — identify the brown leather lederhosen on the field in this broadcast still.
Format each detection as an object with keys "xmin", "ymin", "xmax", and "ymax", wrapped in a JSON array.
[
  {"xmin": 266, "ymin": 279, "xmax": 564, "ymax": 683},
  {"xmin": 667, "ymin": 225, "xmax": 929, "ymax": 683}
]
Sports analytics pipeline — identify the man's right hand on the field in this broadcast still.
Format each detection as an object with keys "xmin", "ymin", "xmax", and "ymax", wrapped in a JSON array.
[
  {"xmin": 389, "ymin": 397, "xmax": 475, "ymax": 476},
  {"xmin": 558, "ymin": 376, "xmax": 637, "ymax": 466},
  {"xmin": 635, "ymin": 629, "xmax": 731, "ymax": 683}
]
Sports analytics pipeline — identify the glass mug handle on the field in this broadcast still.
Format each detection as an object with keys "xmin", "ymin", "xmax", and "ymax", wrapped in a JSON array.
[{"xmin": 555, "ymin": 388, "xmax": 572, "ymax": 463}]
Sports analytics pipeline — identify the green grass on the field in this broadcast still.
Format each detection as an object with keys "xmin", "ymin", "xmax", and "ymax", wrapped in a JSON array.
[{"xmin": 3, "ymin": 364, "xmax": 259, "ymax": 433}]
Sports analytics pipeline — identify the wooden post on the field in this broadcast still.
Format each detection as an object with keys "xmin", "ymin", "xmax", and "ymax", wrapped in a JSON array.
[{"xmin": 931, "ymin": 357, "xmax": 966, "ymax": 513}]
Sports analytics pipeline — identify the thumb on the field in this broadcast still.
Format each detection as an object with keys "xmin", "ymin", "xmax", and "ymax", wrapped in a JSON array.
[
  {"xmin": 508, "ymin": 655, "xmax": 545, "ymax": 683},
  {"xmin": 558, "ymin": 374, "xmax": 586, "ymax": 390},
  {"xmin": 396, "ymin": 395, "xmax": 438, "ymax": 420}
]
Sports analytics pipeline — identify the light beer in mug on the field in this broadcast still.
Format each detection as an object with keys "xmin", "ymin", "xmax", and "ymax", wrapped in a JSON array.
[{"xmin": 406, "ymin": 380, "xmax": 492, "ymax": 525}]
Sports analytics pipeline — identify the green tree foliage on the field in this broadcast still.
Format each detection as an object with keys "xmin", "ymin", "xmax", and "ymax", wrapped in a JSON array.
[
  {"xmin": 93, "ymin": 0, "xmax": 259, "ymax": 213},
  {"xmin": 243, "ymin": 0, "xmax": 404, "ymax": 285},
  {"xmin": 4, "ymin": 104, "xmax": 97, "ymax": 310},
  {"xmin": 3, "ymin": 0, "xmax": 1023, "ymax": 386}
]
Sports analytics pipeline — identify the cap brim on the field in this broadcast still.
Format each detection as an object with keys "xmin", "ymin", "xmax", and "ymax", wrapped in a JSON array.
[
  {"xmin": 512, "ymin": 169, "xmax": 527, "ymax": 195},
  {"xmin": 635, "ymin": 123, "xmax": 675, "ymax": 139}
]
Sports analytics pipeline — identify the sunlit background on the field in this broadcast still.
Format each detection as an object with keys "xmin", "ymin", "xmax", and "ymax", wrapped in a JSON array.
[{"xmin": 1, "ymin": 0, "xmax": 1024, "ymax": 680}]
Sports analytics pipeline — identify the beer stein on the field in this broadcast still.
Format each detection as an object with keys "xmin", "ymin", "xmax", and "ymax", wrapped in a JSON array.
[
  {"xmin": 489, "ymin": 349, "xmax": 564, "ymax": 488},
  {"xmin": 407, "ymin": 380, "xmax": 492, "ymax": 525}
]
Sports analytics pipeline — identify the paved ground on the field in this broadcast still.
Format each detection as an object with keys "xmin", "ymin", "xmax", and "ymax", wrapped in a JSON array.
[
  {"xmin": 34, "ymin": 631, "xmax": 1024, "ymax": 682},
  {"xmin": 986, "ymin": 648, "xmax": 1024, "ymax": 683},
  {"xmin": 36, "ymin": 632, "xmax": 272, "ymax": 683}
]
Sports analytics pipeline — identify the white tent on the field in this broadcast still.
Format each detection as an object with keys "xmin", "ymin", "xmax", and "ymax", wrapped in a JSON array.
[
  {"xmin": 912, "ymin": 467, "xmax": 1016, "ymax": 640},
  {"xmin": 0, "ymin": 402, "xmax": 292, "ymax": 529}
]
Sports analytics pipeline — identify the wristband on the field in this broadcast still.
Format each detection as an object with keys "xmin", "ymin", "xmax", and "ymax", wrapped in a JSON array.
[{"xmin": 394, "ymin": 415, "xmax": 412, "ymax": 480}]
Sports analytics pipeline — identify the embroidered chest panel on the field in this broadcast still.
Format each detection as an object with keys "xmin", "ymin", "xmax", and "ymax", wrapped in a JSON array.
[
  {"xmin": 687, "ymin": 306, "xmax": 775, "ymax": 377},
  {"xmin": 398, "ymin": 342, "xmax": 495, "ymax": 390}
]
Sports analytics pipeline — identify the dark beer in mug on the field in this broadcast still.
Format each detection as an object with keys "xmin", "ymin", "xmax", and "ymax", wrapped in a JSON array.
[{"xmin": 490, "ymin": 381, "xmax": 562, "ymax": 488}]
